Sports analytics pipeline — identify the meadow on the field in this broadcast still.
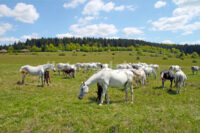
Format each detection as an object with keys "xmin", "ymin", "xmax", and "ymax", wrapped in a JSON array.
[{"xmin": 0, "ymin": 51, "xmax": 199, "ymax": 133}]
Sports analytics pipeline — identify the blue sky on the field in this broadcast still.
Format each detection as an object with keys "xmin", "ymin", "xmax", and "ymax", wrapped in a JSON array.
[{"xmin": 0, "ymin": 0, "xmax": 200, "ymax": 45}]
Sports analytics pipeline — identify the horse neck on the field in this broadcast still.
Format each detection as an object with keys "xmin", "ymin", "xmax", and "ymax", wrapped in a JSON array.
[
  {"xmin": 85, "ymin": 73, "xmax": 99, "ymax": 87},
  {"xmin": 42, "ymin": 64, "xmax": 51, "ymax": 71}
]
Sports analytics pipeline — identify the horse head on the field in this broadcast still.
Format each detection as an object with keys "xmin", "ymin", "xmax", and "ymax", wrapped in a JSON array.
[{"xmin": 78, "ymin": 82, "xmax": 89, "ymax": 99}]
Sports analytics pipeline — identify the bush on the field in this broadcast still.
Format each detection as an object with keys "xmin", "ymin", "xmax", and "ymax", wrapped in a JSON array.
[
  {"xmin": 192, "ymin": 60, "xmax": 197, "ymax": 63},
  {"xmin": 136, "ymin": 56, "xmax": 140, "ymax": 60},
  {"xmin": 59, "ymin": 53, "xmax": 65, "ymax": 56},
  {"xmin": 82, "ymin": 54, "xmax": 86, "ymax": 56},
  {"xmin": 112, "ymin": 53, "xmax": 115, "ymax": 56},
  {"xmin": 31, "ymin": 52, "xmax": 38, "ymax": 55},
  {"xmin": 129, "ymin": 53, "xmax": 133, "ymax": 56},
  {"xmin": 163, "ymin": 56, "xmax": 168, "ymax": 60}
]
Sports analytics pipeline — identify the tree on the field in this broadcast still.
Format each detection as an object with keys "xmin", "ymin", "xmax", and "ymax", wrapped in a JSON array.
[
  {"xmin": 191, "ymin": 52, "xmax": 199, "ymax": 58},
  {"xmin": 30, "ymin": 45, "xmax": 42, "ymax": 52},
  {"xmin": 8, "ymin": 45, "xmax": 14, "ymax": 53}
]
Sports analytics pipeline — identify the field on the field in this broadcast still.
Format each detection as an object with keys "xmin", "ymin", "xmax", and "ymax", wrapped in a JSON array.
[{"xmin": 0, "ymin": 51, "xmax": 200, "ymax": 133}]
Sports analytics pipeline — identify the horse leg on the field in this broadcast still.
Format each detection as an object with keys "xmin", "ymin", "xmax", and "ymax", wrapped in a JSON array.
[
  {"xmin": 38, "ymin": 76, "xmax": 40, "ymax": 86},
  {"xmin": 41, "ymin": 74, "xmax": 44, "ymax": 87},
  {"xmin": 131, "ymin": 85, "xmax": 134, "ymax": 104},
  {"xmin": 99, "ymin": 85, "xmax": 107, "ymax": 106},
  {"xmin": 105, "ymin": 91, "xmax": 110, "ymax": 104},
  {"xmin": 22, "ymin": 74, "xmax": 26, "ymax": 84},
  {"xmin": 170, "ymin": 80, "xmax": 173, "ymax": 89},
  {"xmin": 162, "ymin": 79, "xmax": 165, "ymax": 89},
  {"xmin": 125, "ymin": 86, "xmax": 129, "ymax": 103}
]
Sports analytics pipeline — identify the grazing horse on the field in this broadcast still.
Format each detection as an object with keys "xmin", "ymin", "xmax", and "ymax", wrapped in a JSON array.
[
  {"xmin": 57, "ymin": 63, "xmax": 70, "ymax": 75},
  {"xmin": 191, "ymin": 66, "xmax": 199, "ymax": 75},
  {"xmin": 169, "ymin": 65, "xmax": 181, "ymax": 71},
  {"xmin": 20, "ymin": 64, "xmax": 56, "ymax": 86},
  {"xmin": 160, "ymin": 70, "xmax": 175, "ymax": 88},
  {"xmin": 44, "ymin": 71, "xmax": 51, "ymax": 86},
  {"xmin": 174, "ymin": 70, "xmax": 187, "ymax": 94},
  {"xmin": 78, "ymin": 69, "xmax": 141, "ymax": 105},
  {"xmin": 143, "ymin": 67, "xmax": 157, "ymax": 79},
  {"xmin": 62, "ymin": 68, "xmax": 76, "ymax": 78}
]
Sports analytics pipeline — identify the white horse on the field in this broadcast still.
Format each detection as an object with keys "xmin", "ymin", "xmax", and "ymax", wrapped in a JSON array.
[
  {"xmin": 143, "ymin": 67, "xmax": 157, "ymax": 79},
  {"xmin": 170, "ymin": 65, "xmax": 181, "ymax": 71},
  {"xmin": 84, "ymin": 62, "xmax": 102, "ymax": 72},
  {"xmin": 134, "ymin": 68, "xmax": 146, "ymax": 87},
  {"xmin": 20, "ymin": 64, "xmax": 56, "ymax": 86},
  {"xmin": 191, "ymin": 66, "xmax": 199, "ymax": 75},
  {"xmin": 149, "ymin": 64, "xmax": 159, "ymax": 70},
  {"xmin": 174, "ymin": 70, "xmax": 187, "ymax": 94},
  {"xmin": 57, "ymin": 63, "xmax": 70, "ymax": 75},
  {"xmin": 116, "ymin": 64, "xmax": 132, "ymax": 69},
  {"xmin": 78, "ymin": 69, "xmax": 141, "ymax": 105}
]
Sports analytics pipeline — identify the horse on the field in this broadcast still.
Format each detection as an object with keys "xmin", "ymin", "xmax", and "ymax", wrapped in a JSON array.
[
  {"xmin": 96, "ymin": 83, "xmax": 107, "ymax": 102},
  {"xmin": 149, "ymin": 64, "xmax": 159, "ymax": 70},
  {"xmin": 20, "ymin": 64, "xmax": 56, "ymax": 86},
  {"xmin": 57, "ymin": 63, "xmax": 70, "ymax": 75},
  {"xmin": 169, "ymin": 65, "xmax": 181, "ymax": 71},
  {"xmin": 174, "ymin": 70, "xmax": 187, "ymax": 94},
  {"xmin": 44, "ymin": 71, "xmax": 51, "ymax": 86},
  {"xmin": 160, "ymin": 70, "xmax": 175, "ymax": 89},
  {"xmin": 62, "ymin": 68, "xmax": 76, "ymax": 78},
  {"xmin": 116, "ymin": 64, "xmax": 132, "ymax": 69},
  {"xmin": 191, "ymin": 66, "xmax": 199, "ymax": 75},
  {"xmin": 143, "ymin": 67, "xmax": 157, "ymax": 79},
  {"xmin": 78, "ymin": 69, "xmax": 141, "ymax": 105}
]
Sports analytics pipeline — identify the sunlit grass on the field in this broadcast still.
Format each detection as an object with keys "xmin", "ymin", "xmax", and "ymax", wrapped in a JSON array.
[{"xmin": 0, "ymin": 51, "xmax": 199, "ymax": 132}]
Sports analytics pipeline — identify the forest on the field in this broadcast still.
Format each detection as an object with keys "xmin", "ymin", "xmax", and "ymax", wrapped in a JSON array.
[{"xmin": 0, "ymin": 37, "xmax": 200, "ymax": 56}]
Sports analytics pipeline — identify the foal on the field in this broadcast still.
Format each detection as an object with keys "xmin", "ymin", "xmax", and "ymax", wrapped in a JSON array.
[
  {"xmin": 44, "ymin": 71, "xmax": 51, "ymax": 86},
  {"xmin": 96, "ymin": 83, "xmax": 107, "ymax": 102},
  {"xmin": 62, "ymin": 68, "xmax": 76, "ymax": 78}
]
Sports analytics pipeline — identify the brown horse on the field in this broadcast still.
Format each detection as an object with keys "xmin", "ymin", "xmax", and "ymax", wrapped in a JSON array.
[
  {"xmin": 62, "ymin": 68, "xmax": 76, "ymax": 78},
  {"xmin": 44, "ymin": 71, "xmax": 51, "ymax": 86}
]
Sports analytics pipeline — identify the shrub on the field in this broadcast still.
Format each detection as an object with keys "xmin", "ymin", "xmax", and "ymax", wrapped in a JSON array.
[
  {"xmin": 59, "ymin": 53, "xmax": 65, "ymax": 56},
  {"xmin": 163, "ymin": 56, "xmax": 168, "ymax": 60},
  {"xmin": 136, "ymin": 56, "xmax": 140, "ymax": 60},
  {"xmin": 192, "ymin": 60, "xmax": 197, "ymax": 63},
  {"xmin": 129, "ymin": 53, "xmax": 133, "ymax": 56},
  {"xmin": 112, "ymin": 53, "xmax": 115, "ymax": 56},
  {"xmin": 82, "ymin": 54, "xmax": 86, "ymax": 56}
]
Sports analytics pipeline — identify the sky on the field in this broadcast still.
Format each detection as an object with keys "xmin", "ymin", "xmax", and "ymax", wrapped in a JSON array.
[{"xmin": 0, "ymin": 0, "xmax": 200, "ymax": 45}]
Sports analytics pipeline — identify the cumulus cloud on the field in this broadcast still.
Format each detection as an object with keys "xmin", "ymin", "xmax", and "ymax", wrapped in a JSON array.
[
  {"xmin": 56, "ymin": 33, "xmax": 74, "ymax": 38},
  {"xmin": 0, "ymin": 23, "xmax": 12, "ymax": 35},
  {"xmin": 152, "ymin": 0, "xmax": 200, "ymax": 35},
  {"xmin": 0, "ymin": 3, "xmax": 39, "ymax": 23},
  {"xmin": 21, "ymin": 33, "xmax": 39, "ymax": 40},
  {"xmin": 122, "ymin": 27, "xmax": 143, "ymax": 36},
  {"xmin": 70, "ymin": 23, "xmax": 118, "ymax": 37},
  {"xmin": 82, "ymin": 0, "xmax": 134, "ymax": 16},
  {"xmin": 63, "ymin": 0, "xmax": 86, "ymax": 8},
  {"xmin": 0, "ymin": 37, "xmax": 20, "ymax": 44},
  {"xmin": 154, "ymin": 1, "xmax": 166, "ymax": 8},
  {"xmin": 162, "ymin": 40, "xmax": 174, "ymax": 44},
  {"xmin": 78, "ymin": 16, "xmax": 95, "ymax": 25}
]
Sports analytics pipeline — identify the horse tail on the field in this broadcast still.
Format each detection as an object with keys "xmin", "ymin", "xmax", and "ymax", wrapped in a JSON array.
[{"xmin": 152, "ymin": 69, "xmax": 157, "ymax": 79}]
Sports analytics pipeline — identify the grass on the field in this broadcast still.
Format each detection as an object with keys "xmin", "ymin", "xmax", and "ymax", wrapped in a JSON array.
[{"xmin": 0, "ymin": 51, "xmax": 200, "ymax": 133}]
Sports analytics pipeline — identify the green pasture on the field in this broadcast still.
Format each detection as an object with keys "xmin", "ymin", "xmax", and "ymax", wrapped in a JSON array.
[{"xmin": 0, "ymin": 51, "xmax": 200, "ymax": 133}]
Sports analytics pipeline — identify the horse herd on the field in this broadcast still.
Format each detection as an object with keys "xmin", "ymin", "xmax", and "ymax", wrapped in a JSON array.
[{"xmin": 19, "ymin": 62, "xmax": 199, "ymax": 105}]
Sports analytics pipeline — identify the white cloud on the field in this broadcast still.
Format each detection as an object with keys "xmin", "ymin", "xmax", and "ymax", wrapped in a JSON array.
[
  {"xmin": 115, "ymin": 5, "xmax": 125, "ymax": 11},
  {"xmin": 180, "ymin": 40, "xmax": 200, "ymax": 45},
  {"xmin": 82, "ymin": 0, "xmax": 133, "ymax": 16},
  {"xmin": 70, "ymin": 23, "xmax": 118, "ymax": 37},
  {"xmin": 162, "ymin": 40, "xmax": 174, "ymax": 44},
  {"xmin": 0, "ymin": 37, "xmax": 20, "ymax": 43},
  {"xmin": 78, "ymin": 16, "xmax": 95, "ymax": 25},
  {"xmin": 0, "ymin": 3, "xmax": 39, "ymax": 23},
  {"xmin": 126, "ymin": 5, "xmax": 135, "ymax": 11},
  {"xmin": 56, "ymin": 33, "xmax": 74, "ymax": 38},
  {"xmin": 82, "ymin": 0, "xmax": 114, "ymax": 15},
  {"xmin": 21, "ymin": 33, "xmax": 39, "ymax": 40},
  {"xmin": 0, "ymin": 23, "xmax": 12, "ymax": 35},
  {"xmin": 152, "ymin": 0, "xmax": 200, "ymax": 35},
  {"xmin": 122, "ymin": 27, "xmax": 143, "ymax": 36},
  {"xmin": 63, "ymin": 0, "xmax": 86, "ymax": 8},
  {"xmin": 154, "ymin": 1, "xmax": 166, "ymax": 8}
]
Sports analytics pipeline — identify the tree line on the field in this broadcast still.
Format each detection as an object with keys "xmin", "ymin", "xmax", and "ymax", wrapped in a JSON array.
[{"xmin": 0, "ymin": 37, "xmax": 200, "ymax": 56}]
